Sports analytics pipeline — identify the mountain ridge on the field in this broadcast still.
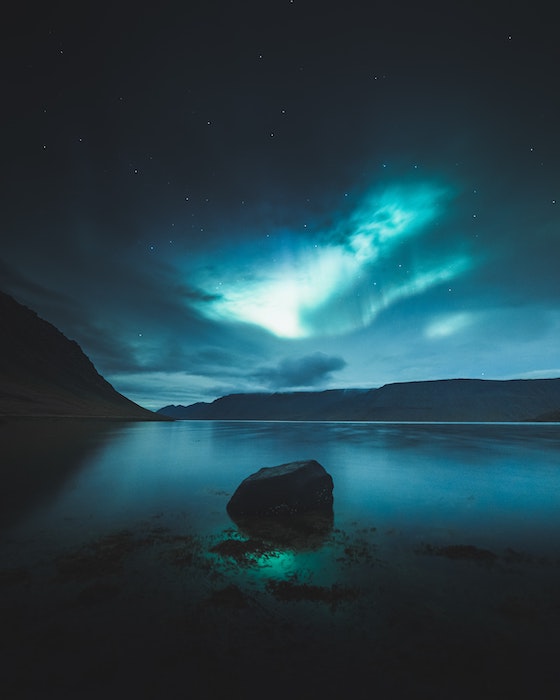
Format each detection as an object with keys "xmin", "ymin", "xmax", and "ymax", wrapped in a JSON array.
[
  {"xmin": 158, "ymin": 378, "xmax": 560, "ymax": 422},
  {"xmin": 1, "ymin": 290, "xmax": 167, "ymax": 420}
]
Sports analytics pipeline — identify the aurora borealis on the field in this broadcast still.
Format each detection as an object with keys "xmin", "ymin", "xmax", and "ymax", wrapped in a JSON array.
[
  {"xmin": 2, "ymin": 2, "xmax": 559, "ymax": 409},
  {"xmin": 192, "ymin": 183, "xmax": 470, "ymax": 338}
]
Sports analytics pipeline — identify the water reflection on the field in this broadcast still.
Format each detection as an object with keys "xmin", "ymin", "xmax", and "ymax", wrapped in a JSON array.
[{"xmin": 0, "ymin": 418, "xmax": 119, "ymax": 529}]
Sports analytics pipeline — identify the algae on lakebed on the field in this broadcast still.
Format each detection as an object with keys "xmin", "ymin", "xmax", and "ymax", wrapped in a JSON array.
[
  {"xmin": 55, "ymin": 529, "xmax": 139, "ymax": 580},
  {"xmin": 417, "ymin": 542, "xmax": 498, "ymax": 563},
  {"xmin": 209, "ymin": 536, "xmax": 280, "ymax": 565}
]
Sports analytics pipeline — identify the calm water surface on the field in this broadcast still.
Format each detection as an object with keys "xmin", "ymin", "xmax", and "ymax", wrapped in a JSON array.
[
  {"xmin": 4, "ymin": 419, "xmax": 560, "ymax": 550},
  {"xmin": 2, "ymin": 419, "xmax": 560, "ymax": 699}
]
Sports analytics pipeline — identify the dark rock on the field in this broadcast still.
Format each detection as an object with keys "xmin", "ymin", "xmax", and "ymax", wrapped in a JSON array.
[{"xmin": 226, "ymin": 460, "xmax": 334, "ymax": 518}]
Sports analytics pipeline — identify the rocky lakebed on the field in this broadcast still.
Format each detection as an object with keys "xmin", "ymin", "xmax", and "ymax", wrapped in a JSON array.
[{"xmin": 2, "ymin": 511, "xmax": 560, "ymax": 699}]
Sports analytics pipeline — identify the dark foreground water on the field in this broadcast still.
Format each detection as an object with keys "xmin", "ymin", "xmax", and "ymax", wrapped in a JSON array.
[{"xmin": 1, "ymin": 419, "xmax": 560, "ymax": 699}]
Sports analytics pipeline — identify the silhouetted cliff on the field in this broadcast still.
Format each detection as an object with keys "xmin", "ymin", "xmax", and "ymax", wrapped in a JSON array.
[{"xmin": 0, "ymin": 291, "xmax": 166, "ymax": 419}]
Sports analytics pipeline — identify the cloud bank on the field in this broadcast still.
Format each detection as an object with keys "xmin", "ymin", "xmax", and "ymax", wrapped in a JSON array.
[{"xmin": 252, "ymin": 352, "xmax": 347, "ymax": 389}]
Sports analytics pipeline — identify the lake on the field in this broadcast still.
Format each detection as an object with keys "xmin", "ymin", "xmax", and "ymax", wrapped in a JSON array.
[{"xmin": 2, "ymin": 419, "xmax": 560, "ymax": 699}]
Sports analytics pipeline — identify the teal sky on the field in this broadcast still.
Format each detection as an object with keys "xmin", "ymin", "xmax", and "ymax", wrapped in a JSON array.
[{"xmin": 2, "ymin": 1, "xmax": 559, "ymax": 409}]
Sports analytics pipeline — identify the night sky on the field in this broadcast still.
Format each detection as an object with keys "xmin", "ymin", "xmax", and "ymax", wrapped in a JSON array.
[{"xmin": 2, "ymin": 1, "xmax": 559, "ymax": 410}]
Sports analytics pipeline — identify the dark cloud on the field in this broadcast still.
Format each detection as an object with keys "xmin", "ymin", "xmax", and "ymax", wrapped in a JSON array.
[
  {"xmin": 176, "ymin": 285, "xmax": 222, "ymax": 304},
  {"xmin": 0, "ymin": 259, "xmax": 69, "ymax": 307},
  {"xmin": 253, "ymin": 353, "xmax": 347, "ymax": 390}
]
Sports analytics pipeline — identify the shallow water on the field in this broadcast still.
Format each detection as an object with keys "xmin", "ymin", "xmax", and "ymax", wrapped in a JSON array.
[{"xmin": 2, "ymin": 419, "xmax": 560, "ymax": 698}]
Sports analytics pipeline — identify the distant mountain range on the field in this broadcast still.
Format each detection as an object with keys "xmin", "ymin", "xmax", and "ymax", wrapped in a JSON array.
[
  {"xmin": 158, "ymin": 379, "xmax": 560, "ymax": 422},
  {"xmin": 0, "ymin": 291, "xmax": 166, "ymax": 420}
]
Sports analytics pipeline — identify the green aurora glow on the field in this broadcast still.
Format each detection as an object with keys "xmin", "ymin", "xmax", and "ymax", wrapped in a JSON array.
[{"xmin": 193, "ymin": 183, "xmax": 472, "ymax": 339}]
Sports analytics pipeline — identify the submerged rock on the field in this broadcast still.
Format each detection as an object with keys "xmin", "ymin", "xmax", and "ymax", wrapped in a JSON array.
[
  {"xmin": 234, "ymin": 510, "xmax": 334, "ymax": 551},
  {"xmin": 226, "ymin": 460, "xmax": 334, "ymax": 518}
]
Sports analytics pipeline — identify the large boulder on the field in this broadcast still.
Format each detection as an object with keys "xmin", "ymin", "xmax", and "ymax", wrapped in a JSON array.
[{"xmin": 226, "ymin": 460, "xmax": 334, "ymax": 518}]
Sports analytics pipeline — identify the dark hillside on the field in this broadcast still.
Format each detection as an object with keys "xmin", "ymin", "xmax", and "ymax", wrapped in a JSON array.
[{"xmin": 0, "ymin": 291, "xmax": 166, "ymax": 419}]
